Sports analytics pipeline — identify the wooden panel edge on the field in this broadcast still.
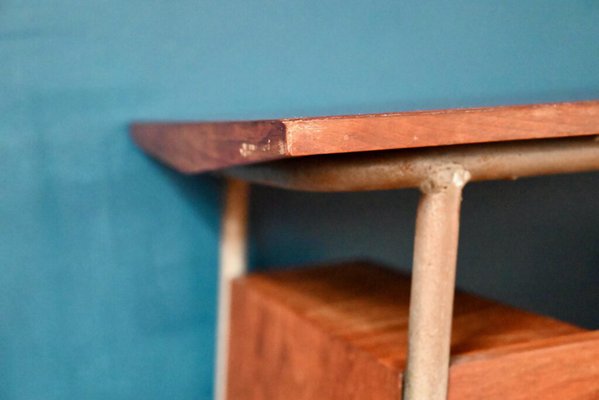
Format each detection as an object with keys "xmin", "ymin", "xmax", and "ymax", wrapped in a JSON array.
[
  {"xmin": 451, "ymin": 330, "xmax": 599, "ymax": 365},
  {"xmin": 284, "ymin": 100, "xmax": 599, "ymax": 156},
  {"xmin": 131, "ymin": 120, "xmax": 289, "ymax": 173}
]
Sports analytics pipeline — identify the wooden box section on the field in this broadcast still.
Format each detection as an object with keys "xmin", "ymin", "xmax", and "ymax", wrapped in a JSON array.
[{"xmin": 227, "ymin": 262, "xmax": 599, "ymax": 400}]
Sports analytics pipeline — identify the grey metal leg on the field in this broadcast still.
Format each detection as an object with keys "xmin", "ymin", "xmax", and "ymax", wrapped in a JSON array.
[
  {"xmin": 403, "ymin": 166, "xmax": 470, "ymax": 400},
  {"xmin": 215, "ymin": 179, "xmax": 250, "ymax": 400}
]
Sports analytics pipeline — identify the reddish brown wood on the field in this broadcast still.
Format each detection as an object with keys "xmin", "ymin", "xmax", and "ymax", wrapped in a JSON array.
[
  {"xmin": 132, "ymin": 100, "xmax": 599, "ymax": 173},
  {"xmin": 449, "ymin": 331, "xmax": 599, "ymax": 400},
  {"xmin": 131, "ymin": 120, "xmax": 286, "ymax": 173},
  {"xmin": 227, "ymin": 262, "xmax": 595, "ymax": 400}
]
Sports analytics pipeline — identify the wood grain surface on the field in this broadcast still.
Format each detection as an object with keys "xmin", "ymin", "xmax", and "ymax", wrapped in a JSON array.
[
  {"xmin": 449, "ymin": 331, "xmax": 599, "ymax": 400},
  {"xmin": 226, "ymin": 262, "xmax": 595, "ymax": 400},
  {"xmin": 132, "ymin": 100, "xmax": 599, "ymax": 173}
]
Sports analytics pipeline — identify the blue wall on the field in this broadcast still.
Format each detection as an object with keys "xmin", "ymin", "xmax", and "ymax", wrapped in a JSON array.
[{"xmin": 1, "ymin": 1, "xmax": 598, "ymax": 399}]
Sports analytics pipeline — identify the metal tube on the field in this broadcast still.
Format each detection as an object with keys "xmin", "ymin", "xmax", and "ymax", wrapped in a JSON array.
[
  {"xmin": 223, "ymin": 136, "xmax": 599, "ymax": 192},
  {"xmin": 403, "ymin": 166, "xmax": 470, "ymax": 400},
  {"xmin": 215, "ymin": 179, "xmax": 250, "ymax": 400}
]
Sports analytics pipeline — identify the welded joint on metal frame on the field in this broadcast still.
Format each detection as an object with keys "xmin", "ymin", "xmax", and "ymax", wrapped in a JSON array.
[
  {"xmin": 215, "ymin": 179, "xmax": 250, "ymax": 400},
  {"xmin": 418, "ymin": 163, "xmax": 471, "ymax": 194},
  {"xmin": 403, "ymin": 163, "xmax": 470, "ymax": 400}
]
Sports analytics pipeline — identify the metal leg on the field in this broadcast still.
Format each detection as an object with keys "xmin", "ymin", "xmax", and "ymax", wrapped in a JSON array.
[
  {"xmin": 215, "ymin": 179, "xmax": 250, "ymax": 400},
  {"xmin": 403, "ymin": 166, "xmax": 470, "ymax": 400}
]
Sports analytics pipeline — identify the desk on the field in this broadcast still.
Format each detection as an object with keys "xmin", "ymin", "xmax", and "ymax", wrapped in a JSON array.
[{"xmin": 132, "ymin": 100, "xmax": 599, "ymax": 400}]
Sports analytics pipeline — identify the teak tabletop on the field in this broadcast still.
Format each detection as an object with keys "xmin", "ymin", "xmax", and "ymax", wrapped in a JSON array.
[{"xmin": 131, "ymin": 100, "xmax": 599, "ymax": 174}]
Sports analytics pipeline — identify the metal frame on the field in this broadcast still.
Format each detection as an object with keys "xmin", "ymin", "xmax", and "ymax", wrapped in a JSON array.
[
  {"xmin": 403, "ymin": 166, "xmax": 469, "ymax": 400},
  {"xmin": 215, "ymin": 135, "xmax": 599, "ymax": 400},
  {"xmin": 223, "ymin": 136, "xmax": 599, "ymax": 192},
  {"xmin": 215, "ymin": 179, "xmax": 250, "ymax": 400}
]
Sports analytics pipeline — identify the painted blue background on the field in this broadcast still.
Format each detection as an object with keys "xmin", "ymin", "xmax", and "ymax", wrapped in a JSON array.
[{"xmin": 1, "ymin": 1, "xmax": 598, "ymax": 399}]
